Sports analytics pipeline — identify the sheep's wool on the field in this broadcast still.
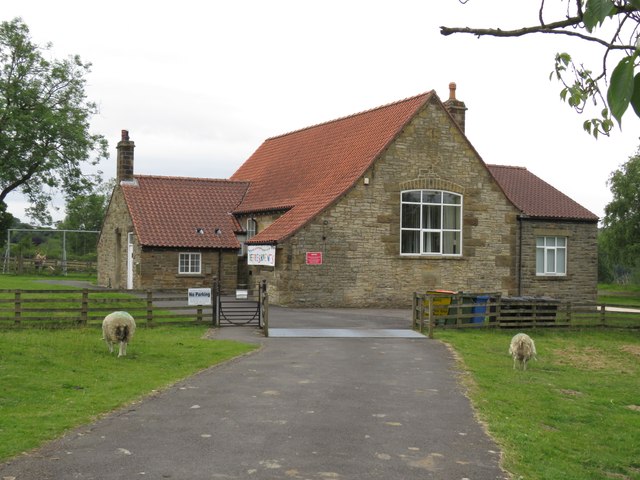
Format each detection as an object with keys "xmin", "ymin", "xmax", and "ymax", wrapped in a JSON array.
[
  {"xmin": 509, "ymin": 333, "xmax": 537, "ymax": 370},
  {"xmin": 102, "ymin": 311, "xmax": 136, "ymax": 357}
]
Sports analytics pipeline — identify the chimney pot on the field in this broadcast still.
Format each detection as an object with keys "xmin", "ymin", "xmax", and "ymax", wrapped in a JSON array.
[
  {"xmin": 448, "ymin": 82, "xmax": 457, "ymax": 100},
  {"xmin": 443, "ymin": 82, "xmax": 467, "ymax": 133},
  {"xmin": 121, "ymin": 129, "xmax": 130, "ymax": 141}
]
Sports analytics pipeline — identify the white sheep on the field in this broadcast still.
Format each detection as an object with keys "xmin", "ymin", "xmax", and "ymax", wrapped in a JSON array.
[
  {"xmin": 102, "ymin": 311, "xmax": 136, "ymax": 357},
  {"xmin": 509, "ymin": 333, "xmax": 537, "ymax": 370}
]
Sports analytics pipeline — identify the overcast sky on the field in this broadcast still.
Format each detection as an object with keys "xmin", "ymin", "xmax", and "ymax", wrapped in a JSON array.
[{"xmin": 3, "ymin": 0, "xmax": 639, "ymax": 224}]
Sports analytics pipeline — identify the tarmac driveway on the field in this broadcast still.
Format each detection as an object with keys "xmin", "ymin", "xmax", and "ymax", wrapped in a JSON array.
[{"xmin": 0, "ymin": 307, "xmax": 509, "ymax": 479}]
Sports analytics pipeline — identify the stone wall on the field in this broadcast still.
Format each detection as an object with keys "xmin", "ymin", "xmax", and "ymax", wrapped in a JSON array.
[
  {"xmin": 252, "ymin": 97, "xmax": 521, "ymax": 308},
  {"xmin": 518, "ymin": 219, "xmax": 598, "ymax": 303},
  {"xmin": 97, "ymin": 186, "xmax": 133, "ymax": 289},
  {"xmin": 139, "ymin": 248, "xmax": 237, "ymax": 291}
]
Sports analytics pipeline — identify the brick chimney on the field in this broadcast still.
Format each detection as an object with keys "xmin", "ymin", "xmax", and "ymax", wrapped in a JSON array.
[
  {"xmin": 116, "ymin": 129, "xmax": 135, "ymax": 183},
  {"xmin": 443, "ymin": 82, "xmax": 467, "ymax": 133}
]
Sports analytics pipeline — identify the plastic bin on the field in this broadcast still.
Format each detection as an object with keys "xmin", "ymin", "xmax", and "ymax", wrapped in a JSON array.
[{"xmin": 471, "ymin": 295, "xmax": 490, "ymax": 323}]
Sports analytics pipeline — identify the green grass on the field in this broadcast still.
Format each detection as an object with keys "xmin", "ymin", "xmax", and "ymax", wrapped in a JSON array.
[
  {"xmin": 437, "ymin": 329, "xmax": 640, "ymax": 480},
  {"xmin": 0, "ymin": 273, "xmax": 96, "ymax": 290},
  {"xmin": 0, "ymin": 326, "xmax": 257, "ymax": 462},
  {"xmin": 598, "ymin": 283, "xmax": 640, "ymax": 307}
]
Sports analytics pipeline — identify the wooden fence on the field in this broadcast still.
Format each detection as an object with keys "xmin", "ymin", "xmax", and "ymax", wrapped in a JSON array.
[
  {"xmin": 0, "ymin": 288, "xmax": 216, "ymax": 328},
  {"xmin": 413, "ymin": 292, "xmax": 640, "ymax": 338},
  {"xmin": 3, "ymin": 257, "xmax": 96, "ymax": 275}
]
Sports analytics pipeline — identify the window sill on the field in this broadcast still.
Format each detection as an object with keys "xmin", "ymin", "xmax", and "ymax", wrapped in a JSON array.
[{"xmin": 399, "ymin": 254, "xmax": 464, "ymax": 259}]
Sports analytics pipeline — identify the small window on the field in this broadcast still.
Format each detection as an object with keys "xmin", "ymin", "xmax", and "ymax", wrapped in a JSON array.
[
  {"xmin": 246, "ymin": 218, "xmax": 257, "ymax": 240},
  {"xmin": 536, "ymin": 236, "xmax": 566, "ymax": 276},
  {"xmin": 179, "ymin": 252, "xmax": 201, "ymax": 274},
  {"xmin": 400, "ymin": 189, "xmax": 462, "ymax": 255}
]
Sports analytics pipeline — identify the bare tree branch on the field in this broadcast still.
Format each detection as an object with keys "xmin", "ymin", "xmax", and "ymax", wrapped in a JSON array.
[{"xmin": 439, "ymin": 24, "xmax": 633, "ymax": 49}]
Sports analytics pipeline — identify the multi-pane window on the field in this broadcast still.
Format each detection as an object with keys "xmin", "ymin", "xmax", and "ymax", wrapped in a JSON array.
[
  {"xmin": 179, "ymin": 252, "xmax": 201, "ymax": 274},
  {"xmin": 246, "ymin": 218, "xmax": 257, "ymax": 240},
  {"xmin": 536, "ymin": 236, "xmax": 566, "ymax": 275},
  {"xmin": 401, "ymin": 190, "xmax": 462, "ymax": 255}
]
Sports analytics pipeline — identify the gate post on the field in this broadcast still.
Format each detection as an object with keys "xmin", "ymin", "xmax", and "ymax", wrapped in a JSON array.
[
  {"xmin": 263, "ymin": 290, "xmax": 269, "ymax": 337},
  {"xmin": 212, "ymin": 276, "xmax": 219, "ymax": 327}
]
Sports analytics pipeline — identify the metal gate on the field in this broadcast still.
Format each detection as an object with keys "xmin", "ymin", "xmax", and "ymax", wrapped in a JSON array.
[{"xmin": 216, "ymin": 280, "xmax": 267, "ymax": 327}]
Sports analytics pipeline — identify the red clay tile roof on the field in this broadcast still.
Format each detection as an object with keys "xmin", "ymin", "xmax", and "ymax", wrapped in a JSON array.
[
  {"xmin": 486, "ymin": 165, "xmax": 598, "ymax": 221},
  {"xmin": 121, "ymin": 175, "xmax": 249, "ymax": 248},
  {"xmin": 231, "ymin": 91, "xmax": 436, "ymax": 243}
]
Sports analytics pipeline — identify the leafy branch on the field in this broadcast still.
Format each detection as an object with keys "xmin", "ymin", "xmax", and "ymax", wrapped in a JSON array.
[{"xmin": 440, "ymin": 0, "xmax": 640, "ymax": 137}]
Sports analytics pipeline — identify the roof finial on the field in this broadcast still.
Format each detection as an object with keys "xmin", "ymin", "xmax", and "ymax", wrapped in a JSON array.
[{"xmin": 448, "ymin": 82, "xmax": 457, "ymax": 101}]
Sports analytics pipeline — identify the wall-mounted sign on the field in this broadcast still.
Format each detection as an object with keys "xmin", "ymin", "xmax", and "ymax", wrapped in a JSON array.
[
  {"xmin": 306, "ymin": 252, "xmax": 323, "ymax": 265},
  {"xmin": 248, "ymin": 245, "xmax": 276, "ymax": 266},
  {"xmin": 188, "ymin": 288, "xmax": 212, "ymax": 306}
]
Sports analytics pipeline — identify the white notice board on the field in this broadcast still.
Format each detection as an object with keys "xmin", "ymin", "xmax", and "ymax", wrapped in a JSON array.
[{"xmin": 188, "ymin": 288, "xmax": 212, "ymax": 306}]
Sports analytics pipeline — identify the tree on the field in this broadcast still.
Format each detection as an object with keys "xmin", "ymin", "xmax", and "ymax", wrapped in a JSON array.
[
  {"xmin": 0, "ymin": 18, "xmax": 108, "ymax": 225},
  {"xmin": 0, "ymin": 200, "xmax": 15, "ymax": 250},
  {"xmin": 57, "ymin": 180, "xmax": 113, "ymax": 232},
  {"xmin": 440, "ymin": 0, "xmax": 640, "ymax": 137},
  {"xmin": 601, "ymin": 147, "xmax": 640, "ymax": 273}
]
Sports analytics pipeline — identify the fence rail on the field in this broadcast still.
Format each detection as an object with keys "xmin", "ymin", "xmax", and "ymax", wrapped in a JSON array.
[
  {"xmin": 0, "ymin": 288, "xmax": 216, "ymax": 327},
  {"xmin": 413, "ymin": 292, "xmax": 640, "ymax": 337},
  {"xmin": 3, "ymin": 257, "xmax": 96, "ymax": 275}
]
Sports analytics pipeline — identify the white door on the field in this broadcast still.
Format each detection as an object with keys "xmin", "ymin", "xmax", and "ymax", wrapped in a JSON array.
[{"xmin": 127, "ymin": 232, "xmax": 134, "ymax": 289}]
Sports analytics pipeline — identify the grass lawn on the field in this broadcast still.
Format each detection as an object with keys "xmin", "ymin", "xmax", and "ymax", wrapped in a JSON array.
[
  {"xmin": 598, "ymin": 283, "xmax": 640, "ymax": 306},
  {"xmin": 437, "ymin": 328, "xmax": 640, "ymax": 480},
  {"xmin": 0, "ymin": 273, "xmax": 97, "ymax": 290},
  {"xmin": 0, "ymin": 326, "xmax": 257, "ymax": 462}
]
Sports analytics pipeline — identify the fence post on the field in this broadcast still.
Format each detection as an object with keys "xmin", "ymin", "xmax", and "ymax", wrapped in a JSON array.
[
  {"xmin": 14, "ymin": 289, "xmax": 21, "ymax": 325},
  {"xmin": 418, "ymin": 295, "xmax": 425, "ymax": 332},
  {"xmin": 412, "ymin": 293, "xmax": 418, "ymax": 330},
  {"xmin": 427, "ymin": 296, "xmax": 434, "ymax": 339},
  {"xmin": 600, "ymin": 303, "xmax": 606, "ymax": 327},
  {"xmin": 197, "ymin": 307, "xmax": 203, "ymax": 323},
  {"xmin": 146, "ymin": 290, "xmax": 153, "ymax": 326},
  {"xmin": 80, "ymin": 289, "xmax": 89, "ymax": 325}
]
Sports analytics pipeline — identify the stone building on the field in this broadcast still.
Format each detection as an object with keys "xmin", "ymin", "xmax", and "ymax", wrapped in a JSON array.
[
  {"xmin": 97, "ymin": 84, "xmax": 598, "ymax": 306},
  {"xmin": 97, "ymin": 130, "xmax": 248, "ymax": 291}
]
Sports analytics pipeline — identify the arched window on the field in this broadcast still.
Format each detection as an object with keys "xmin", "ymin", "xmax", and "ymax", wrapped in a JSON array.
[{"xmin": 401, "ymin": 190, "xmax": 462, "ymax": 255}]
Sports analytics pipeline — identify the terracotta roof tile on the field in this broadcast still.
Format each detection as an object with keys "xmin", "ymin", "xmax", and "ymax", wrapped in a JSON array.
[
  {"xmin": 231, "ymin": 92, "xmax": 435, "ymax": 243},
  {"xmin": 487, "ymin": 165, "xmax": 598, "ymax": 221},
  {"xmin": 121, "ymin": 176, "xmax": 249, "ymax": 248}
]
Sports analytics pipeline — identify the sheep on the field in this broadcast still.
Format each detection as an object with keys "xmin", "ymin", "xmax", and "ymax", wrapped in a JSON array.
[
  {"xmin": 102, "ymin": 311, "xmax": 136, "ymax": 357},
  {"xmin": 509, "ymin": 333, "xmax": 537, "ymax": 370}
]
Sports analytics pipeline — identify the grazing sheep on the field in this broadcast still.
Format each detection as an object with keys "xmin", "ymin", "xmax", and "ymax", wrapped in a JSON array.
[
  {"xmin": 509, "ymin": 333, "xmax": 537, "ymax": 370},
  {"xmin": 102, "ymin": 311, "xmax": 136, "ymax": 357}
]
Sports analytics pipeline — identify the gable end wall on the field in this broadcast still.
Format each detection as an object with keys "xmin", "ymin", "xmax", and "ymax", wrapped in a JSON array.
[{"xmin": 254, "ymin": 100, "xmax": 520, "ymax": 307}]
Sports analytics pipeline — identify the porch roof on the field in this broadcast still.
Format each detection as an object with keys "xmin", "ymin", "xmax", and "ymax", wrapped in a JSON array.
[
  {"xmin": 121, "ymin": 175, "xmax": 249, "ymax": 248},
  {"xmin": 487, "ymin": 165, "xmax": 598, "ymax": 221}
]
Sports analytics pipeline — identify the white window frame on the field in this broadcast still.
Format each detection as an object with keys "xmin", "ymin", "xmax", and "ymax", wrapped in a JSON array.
[
  {"xmin": 246, "ymin": 218, "xmax": 257, "ymax": 240},
  {"xmin": 400, "ymin": 189, "xmax": 463, "ymax": 256},
  {"xmin": 536, "ymin": 236, "xmax": 567, "ymax": 276},
  {"xmin": 178, "ymin": 252, "xmax": 201, "ymax": 275}
]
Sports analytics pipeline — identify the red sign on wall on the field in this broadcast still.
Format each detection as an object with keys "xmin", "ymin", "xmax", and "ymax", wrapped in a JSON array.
[{"xmin": 306, "ymin": 252, "xmax": 323, "ymax": 265}]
